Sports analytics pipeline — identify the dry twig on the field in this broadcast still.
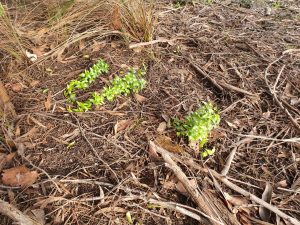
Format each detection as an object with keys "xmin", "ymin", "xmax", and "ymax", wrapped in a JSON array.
[
  {"xmin": 264, "ymin": 61, "xmax": 300, "ymax": 132},
  {"xmin": 0, "ymin": 199, "xmax": 41, "ymax": 225},
  {"xmin": 150, "ymin": 141, "xmax": 300, "ymax": 225},
  {"xmin": 150, "ymin": 141, "xmax": 221, "ymax": 225}
]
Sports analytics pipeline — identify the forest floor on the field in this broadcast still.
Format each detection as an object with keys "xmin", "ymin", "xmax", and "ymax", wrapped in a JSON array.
[{"xmin": 0, "ymin": 0, "xmax": 300, "ymax": 224}]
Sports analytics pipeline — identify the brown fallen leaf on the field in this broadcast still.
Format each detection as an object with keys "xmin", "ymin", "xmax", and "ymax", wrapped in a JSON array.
[
  {"xmin": 157, "ymin": 122, "xmax": 167, "ymax": 134},
  {"xmin": 31, "ymin": 44, "xmax": 49, "ymax": 57},
  {"xmin": 134, "ymin": 93, "xmax": 147, "ymax": 103},
  {"xmin": 44, "ymin": 91, "xmax": 52, "ymax": 111},
  {"xmin": 11, "ymin": 83, "xmax": 22, "ymax": 92},
  {"xmin": 2, "ymin": 165, "xmax": 39, "ymax": 187},
  {"xmin": 224, "ymin": 192, "xmax": 248, "ymax": 207},
  {"xmin": 95, "ymin": 207, "xmax": 126, "ymax": 215},
  {"xmin": 155, "ymin": 135, "xmax": 183, "ymax": 154},
  {"xmin": 148, "ymin": 144, "xmax": 160, "ymax": 160},
  {"xmin": 114, "ymin": 119, "xmax": 133, "ymax": 134},
  {"xmin": 104, "ymin": 110, "xmax": 126, "ymax": 116},
  {"xmin": 175, "ymin": 179, "xmax": 198, "ymax": 196},
  {"xmin": 259, "ymin": 182, "xmax": 273, "ymax": 222},
  {"xmin": 29, "ymin": 80, "xmax": 40, "ymax": 88},
  {"xmin": 0, "ymin": 152, "xmax": 16, "ymax": 172}
]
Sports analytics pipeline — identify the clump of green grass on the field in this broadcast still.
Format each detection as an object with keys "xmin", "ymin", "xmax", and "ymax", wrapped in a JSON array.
[{"xmin": 173, "ymin": 102, "xmax": 220, "ymax": 149}]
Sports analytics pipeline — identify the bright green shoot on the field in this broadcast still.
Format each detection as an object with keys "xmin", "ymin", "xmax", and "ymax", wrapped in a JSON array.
[
  {"xmin": 173, "ymin": 102, "xmax": 220, "ymax": 148},
  {"xmin": 73, "ymin": 68, "xmax": 146, "ymax": 112},
  {"xmin": 64, "ymin": 59, "xmax": 109, "ymax": 102},
  {"xmin": 64, "ymin": 59, "xmax": 146, "ymax": 112}
]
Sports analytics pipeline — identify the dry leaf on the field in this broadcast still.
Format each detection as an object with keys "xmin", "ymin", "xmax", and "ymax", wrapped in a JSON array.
[
  {"xmin": 45, "ymin": 91, "xmax": 52, "ymax": 111},
  {"xmin": 31, "ymin": 44, "xmax": 49, "ymax": 57},
  {"xmin": 95, "ymin": 207, "xmax": 126, "ymax": 215},
  {"xmin": 30, "ymin": 80, "xmax": 40, "ymax": 87},
  {"xmin": 259, "ymin": 182, "xmax": 273, "ymax": 222},
  {"xmin": 134, "ymin": 93, "xmax": 147, "ymax": 103},
  {"xmin": 157, "ymin": 122, "xmax": 167, "ymax": 134},
  {"xmin": 11, "ymin": 83, "xmax": 22, "ymax": 92},
  {"xmin": 111, "ymin": 5, "xmax": 122, "ymax": 30},
  {"xmin": 224, "ymin": 192, "xmax": 248, "ymax": 207},
  {"xmin": 175, "ymin": 179, "xmax": 198, "ymax": 196},
  {"xmin": 226, "ymin": 120, "xmax": 238, "ymax": 129},
  {"xmin": 148, "ymin": 143, "xmax": 160, "ymax": 160},
  {"xmin": 114, "ymin": 119, "xmax": 133, "ymax": 134},
  {"xmin": 31, "ymin": 209, "xmax": 46, "ymax": 225},
  {"xmin": 0, "ymin": 152, "xmax": 16, "ymax": 172},
  {"xmin": 155, "ymin": 135, "xmax": 183, "ymax": 153},
  {"xmin": 2, "ymin": 165, "xmax": 39, "ymax": 187},
  {"xmin": 277, "ymin": 180, "xmax": 288, "ymax": 188}
]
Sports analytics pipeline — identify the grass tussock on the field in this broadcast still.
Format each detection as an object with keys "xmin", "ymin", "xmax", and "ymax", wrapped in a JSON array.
[
  {"xmin": 0, "ymin": 3, "xmax": 26, "ymax": 61},
  {"xmin": 0, "ymin": 0, "xmax": 156, "ymax": 71},
  {"xmin": 110, "ymin": 0, "xmax": 155, "ymax": 42}
]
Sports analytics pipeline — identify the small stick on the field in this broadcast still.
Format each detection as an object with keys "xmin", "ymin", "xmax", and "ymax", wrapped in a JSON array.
[
  {"xmin": 221, "ymin": 137, "xmax": 252, "ymax": 176},
  {"xmin": 72, "ymin": 115, "xmax": 119, "ymax": 182},
  {"xmin": 0, "ymin": 199, "xmax": 41, "ymax": 225},
  {"xmin": 129, "ymin": 38, "xmax": 175, "ymax": 49},
  {"xmin": 264, "ymin": 62, "xmax": 300, "ymax": 132},
  {"xmin": 162, "ymin": 150, "xmax": 300, "ymax": 225},
  {"xmin": 149, "ymin": 199, "xmax": 224, "ymax": 225},
  {"xmin": 189, "ymin": 62, "xmax": 224, "ymax": 91},
  {"xmin": 149, "ymin": 141, "xmax": 219, "ymax": 225},
  {"xmin": 149, "ymin": 142, "xmax": 300, "ymax": 225}
]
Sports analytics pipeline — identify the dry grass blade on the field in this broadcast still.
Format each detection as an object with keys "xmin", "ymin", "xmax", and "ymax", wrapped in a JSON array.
[
  {"xmin": 0, "ymin": 3, "xmax": 26, "ymax": 61},
  {"xmin": 111, "ymin": 0, "xmax": 155, "ymax": 41}
]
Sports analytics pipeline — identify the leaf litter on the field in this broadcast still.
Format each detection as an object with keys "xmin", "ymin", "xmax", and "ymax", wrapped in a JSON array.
[{"xmin": 0, "ymin": 0, "xmax": 300, "ymax": 224}]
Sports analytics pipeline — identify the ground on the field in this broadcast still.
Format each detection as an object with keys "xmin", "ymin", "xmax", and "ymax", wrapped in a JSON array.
[{"xmin": 0, "ymin": 0, "xmax": 300, "ymax": 225}]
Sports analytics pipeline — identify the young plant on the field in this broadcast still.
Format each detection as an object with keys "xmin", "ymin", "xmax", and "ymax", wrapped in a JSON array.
[
  {"xmin": 72, "ymin": 67, "xmax": 146, "ymax": 112},
  {"xmin": 173, "ymin": 102, "xmax": 220, "ymax": 149},
  {"xmin": 64, "ymin": 59, "xmax": 109, "ymax": 102}
]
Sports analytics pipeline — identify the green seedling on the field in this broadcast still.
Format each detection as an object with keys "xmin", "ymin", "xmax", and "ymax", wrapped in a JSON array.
[
  {"xmin": 64, "ymin": 59, "xmax": 109, "ymax": 103},
  {"xmin": 126, "ymin": 212, "xmax": 133, "ymax": 224},
  {"xmin": 73, "ymin": 68, "xmax": 146, "ymax": 112},
  {"xmin": 201, "ymin": 147, "xmax": 215, "ymax": 158},
  {"xmin": 173, "ymin": 102, "xmax": 220, "ymax": 152}
]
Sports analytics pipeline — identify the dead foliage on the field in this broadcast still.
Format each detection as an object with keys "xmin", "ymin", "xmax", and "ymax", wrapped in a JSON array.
[{"xmin": 0, "ymin": 0, "xmax": 300, "ymax": 225}]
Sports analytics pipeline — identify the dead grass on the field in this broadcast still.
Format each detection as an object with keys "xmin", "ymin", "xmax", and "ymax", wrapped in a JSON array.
[
  {"xmin": 113, "ymin": 0, "xmax": 155, "ymax": 42},
  {"xmin": 0, "ymin": 3, "xmax": 26, "ymax": 62}
]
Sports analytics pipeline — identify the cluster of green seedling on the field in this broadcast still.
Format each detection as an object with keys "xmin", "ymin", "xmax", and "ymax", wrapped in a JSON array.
[
  {"xmin": 64, "ymin": 59, "xmax": 146, "ymax": 112},
  {"xmin": 173, "ymin": 102, "xmax": 220, "ymax": 149}
]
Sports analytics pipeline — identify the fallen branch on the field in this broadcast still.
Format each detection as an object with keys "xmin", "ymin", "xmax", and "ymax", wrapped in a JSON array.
[
  {"xmin": 189, "ymin": 61, "xmax": 257, "ymax": 97},
  {"xmin": 149, "ymin": 141, "xmax": 300, "ymax": 225},
  {"xmin": 0, "ymin": 199, "xmax": 41, "ymax": 225},
  {"xmin": 150, "ymin": 141, "xmax": 220, "ymax": 225},
  {"xmin": 169, "ymin": 150, "xmax": 300, "ymax": 225}
]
